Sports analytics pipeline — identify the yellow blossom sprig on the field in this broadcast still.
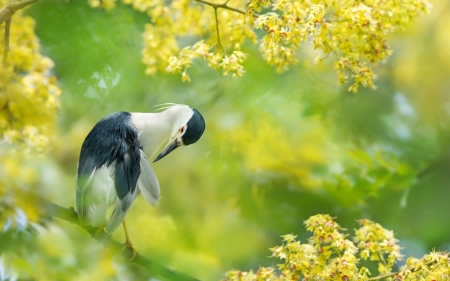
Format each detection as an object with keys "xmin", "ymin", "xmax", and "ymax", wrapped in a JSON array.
[
  {"xmin": 166, "ymin": 41, "xmax": 247, "ymax": 81},
  {"xmin": 88, "ymin": 0, "xmax": 430, "ymax": 91},
  {"xmin": 166, "ymin": 41, "xmax": 213, "ymax": 82},
  {"xmin": 355, "ymin": 219, "xmax": 404, "ymax": 275},
  {"xmin": 1, "ymin": 1, "xmax": 61, "ymax": 156},
  {"xmin": 224, "ymin": 214, "xmax": 450, "ymax": 281}
]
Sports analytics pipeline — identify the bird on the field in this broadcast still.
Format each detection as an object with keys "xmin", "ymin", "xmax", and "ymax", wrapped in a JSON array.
[{"xmin": 75, "ymin": 104, "xmax": 205, "ymax": 259}]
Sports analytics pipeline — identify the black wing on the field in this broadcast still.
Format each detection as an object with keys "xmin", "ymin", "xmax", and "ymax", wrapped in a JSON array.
[{"xmin": 76, "ymin": 112, "xmax": 141, "ymax": 224}]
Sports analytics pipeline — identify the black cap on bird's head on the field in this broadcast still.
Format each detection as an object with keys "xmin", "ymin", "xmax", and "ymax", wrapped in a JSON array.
[
  {"xmin": 181, "ymin": 108, "xmax": 206, "ymax": 145},
  {"xmin": 153, "ymin": 107, "xmax": 205, "ymax": 162}
]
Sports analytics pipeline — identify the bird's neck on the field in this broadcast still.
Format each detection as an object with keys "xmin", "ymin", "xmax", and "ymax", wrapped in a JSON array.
[{"xmin": 131, "ymin": 112, "xmax": 174, "ymax": 158}]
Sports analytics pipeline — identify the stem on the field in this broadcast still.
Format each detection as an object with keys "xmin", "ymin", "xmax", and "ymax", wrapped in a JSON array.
[
  {"xmin": 368, "ymin": 272, "xmax": 399, "ymax": 281},
  {"xmin": 3, "ymin": 16, "xmax": 11, "ymax": 68},
  {"xmin": 193, "ymin": 0, "xmax": 252, "ymax": 52},
  {"xmin": 44, "ymin": 200, "xmax": 200, "ymax": 281},
  {"xmin": 193, "ymin": 0, "xmax": 246, "ymax": 15},
  {"xmin": 377, "ymin": 251, "xmax": 387, "ymax": 266},
  {"xmin": 214, "ymin": 7, "xmax": 224, "ymax": 52},
  {"xmin": 0, "ymin": 0, "xmax": 38, "ymax": 25},
  {"xmin": 1, "ymin": 0, "xmax": 40, "ymax": 68},
  {"xmin": 367, "ymin": 253, "xmax": 450, "ymax": 281}
]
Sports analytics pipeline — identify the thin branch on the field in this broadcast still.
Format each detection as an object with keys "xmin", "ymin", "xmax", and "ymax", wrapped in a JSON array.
[
  {"xmin": 367, "ymin": 253, "xmax": 450, "ymax": 281},
  {"xmin": 1, "ymin": 0, "xmax": 39, "ymax": 67},
  {"xmin": 44, "ymin": 200, "xmax": 200, "ymax": 281},
  {"xmin": 213, "ymin": 7, "xmax": 224, "ymax": 53},
  {"xmin": 3, "ymin": 16, "xmax": 11, "ymax": 67},
  {"xmin": 193, "ymin": 0, "xmax": 250, "ymax": 52},
  {"xmin": 367, "ymin": 272, "xmax": 401, "ymax": 281},
  {"xmin": 193, "ymin": 0, "xmax": 246, "ymax": 15},
  {"xmin": 0, "ymin": 0, "xmax": 38, "ymax": 25}
]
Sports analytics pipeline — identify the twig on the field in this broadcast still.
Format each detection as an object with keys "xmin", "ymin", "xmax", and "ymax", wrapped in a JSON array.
[
  {"xmin": 368, "ymin": 272, "xmax": 400, "ymax": 281},
  {"xmin": 0, "ymin": 0, "xmax": 38, "ymax": 25},
  {"xmin": 1, "ymin": 0, "xmax": 39, "ymax": 67},
  {"xmin": 193, "ymin": 0, "xmax": 246, "ymax": 15},
  {"xmin": 3, "ymin": 16, "xmax": 11, "ymax": 67},
  {"xmin": 193, "ymin": 0, "xmax": 250, "ymax": 52},
  {"xmin": 213, "ymin": 7, "xmax": 224, "ymax": 52},
  {"xmin": 44, "ymin": 200, "xmax": 200, "ymax": 281},
  {"xmin": 367, "ymin": 253, "xmax": 450, "ymax": 281}
]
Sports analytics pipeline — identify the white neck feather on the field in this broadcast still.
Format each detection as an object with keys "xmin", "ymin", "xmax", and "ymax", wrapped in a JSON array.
[
  {"xmin": 131, "ymin": 112, "xmax": 170, "ymax": 158},
  {"xmin": 130, "ymin": 105, "xmax": 193, "ymax": 158}
]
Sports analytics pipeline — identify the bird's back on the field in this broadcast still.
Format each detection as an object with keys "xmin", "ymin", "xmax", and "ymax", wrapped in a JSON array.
[{"xmin": 76, "ymin": 112, "xmax": 141, "ymax": 228}]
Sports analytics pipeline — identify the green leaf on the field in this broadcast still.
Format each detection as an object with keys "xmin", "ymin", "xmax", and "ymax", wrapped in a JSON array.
[{"xmin": 348, "ymin": 149, "xmax": 373, "ymax": 167}]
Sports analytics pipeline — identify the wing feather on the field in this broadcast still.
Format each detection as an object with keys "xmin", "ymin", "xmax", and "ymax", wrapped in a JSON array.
[
  {"xmin": 105, "ymin": 191, "xmax": 138, "ymax": 233},
  {"xmin": 76, "ymin": 164, "xmax": 96, "ymax": 221},
  {"xmin": 105, "ymin": 145, "xmax": 141, "ymax": 233},
  {"xmin": 76, "ymin": 112, "xmax": 141, "ymax": 231},
  {"xmin": 115, "ymin": 138, "xmax": 140, "ymax": 200},
  {"xmin": 77, "ymin": 165, "xmax": 115, "ymax": 227},
  {"xmin": 137, "ymin": 150, "xmax": 161, "ymax": 207}
]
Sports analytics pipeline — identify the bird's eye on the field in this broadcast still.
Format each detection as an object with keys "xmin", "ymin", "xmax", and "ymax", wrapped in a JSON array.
[{"xmin": 180, "ymin": 127, "xmax": 185, "ymax": 133}]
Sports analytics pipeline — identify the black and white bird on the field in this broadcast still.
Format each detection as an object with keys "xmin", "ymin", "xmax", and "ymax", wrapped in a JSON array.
[{"xmin": 76, "ymin": 104, "xmax": 205, "ymax": 257}]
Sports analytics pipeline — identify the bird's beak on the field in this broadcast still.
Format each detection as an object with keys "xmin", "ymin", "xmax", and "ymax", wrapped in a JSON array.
[{"xmin": 153, "ymin": 139, "xmax": 180, "ymax": 162}]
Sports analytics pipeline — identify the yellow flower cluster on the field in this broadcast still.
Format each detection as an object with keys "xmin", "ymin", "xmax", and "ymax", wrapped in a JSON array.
[
  {"xmin": 251, "ymin": 0, "xmax": 430, "ymax": 91},
  {"xmin": 403, "ymin": 252, "xmax": 450, "ymax": 281},
  {"xmin": 0, "ymin": 0, "xmax": 59, "ymax": 232},
  {"xmin": 166, "ymin": 41, "xmax": 210, "ymax": 81},
  {"xmin": 355, "ymin": 219, "xmax": 403, "ymax": 274},
  {"xmin": 0, "ymin": 4, "xmax": 60, "ymax": 155},
  {"xmin": 167, "ymin": 42, "xmax": 247, "ymax": 81},
  {"xmin": 225, "ymin": 214, "xmax": 449, "ymax": 281},
  {"xmin": 88, "ymin": 0, "xmax": 116, "ymax": 10},
  {"xmin": 88, "ymin": 0, "xmax": 430, "ymax": 90}
]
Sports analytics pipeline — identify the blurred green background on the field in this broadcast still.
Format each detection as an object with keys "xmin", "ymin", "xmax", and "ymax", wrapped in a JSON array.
[{"xmin": 1, "ymin": 0, "xmax": 450, "ymax": 279}]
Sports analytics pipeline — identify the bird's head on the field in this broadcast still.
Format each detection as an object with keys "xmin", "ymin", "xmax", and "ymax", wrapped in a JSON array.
[{"xmin": 153, "ymin": 105, "xmax": 205, "ymax": 162}]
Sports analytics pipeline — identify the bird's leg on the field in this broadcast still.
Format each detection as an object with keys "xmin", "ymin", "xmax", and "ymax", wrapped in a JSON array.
[
  {"xmin": 95, "ymin": 221, "xmax": 106, "ymax": 236},
  {"xmin": 122, "ymin": 219, "xmax": 136, "ymax": 261}
]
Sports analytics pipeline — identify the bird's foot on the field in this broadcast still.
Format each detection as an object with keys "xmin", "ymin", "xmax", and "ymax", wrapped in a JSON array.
[
  {"xmin": 94, "ymin": 222, "xmax": 106, "ymax": 236},
  {"xmin": 122, "ymin": 241, "xmax": 137, "ymax": 261}
]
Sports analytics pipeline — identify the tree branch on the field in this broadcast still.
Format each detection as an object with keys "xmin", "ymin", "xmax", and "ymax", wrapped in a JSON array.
[
  {"xmin": 0, "ymin": 0, "xmax": 38, "ymax": 25},
  {"xmin": 1, "ymin": 0, "xmax": 39, "ymax": 67},
  {"xmin": 213, "ymin": 7, "xmax": 224, "ymax": 53},
  {"xmin": 193, "ymin": 0, "xmax": 246, "ymax": 15},
  {"xmin": 44, "ymin": 199, "xmax": 200, "ymax": 281},
  {"xmin": 3, "ymin": 16, "xmax": 11, "ymax": 67},
  {"xmin": 193, "ymin": 0, "xmax": 251, "ymax": 52}
]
